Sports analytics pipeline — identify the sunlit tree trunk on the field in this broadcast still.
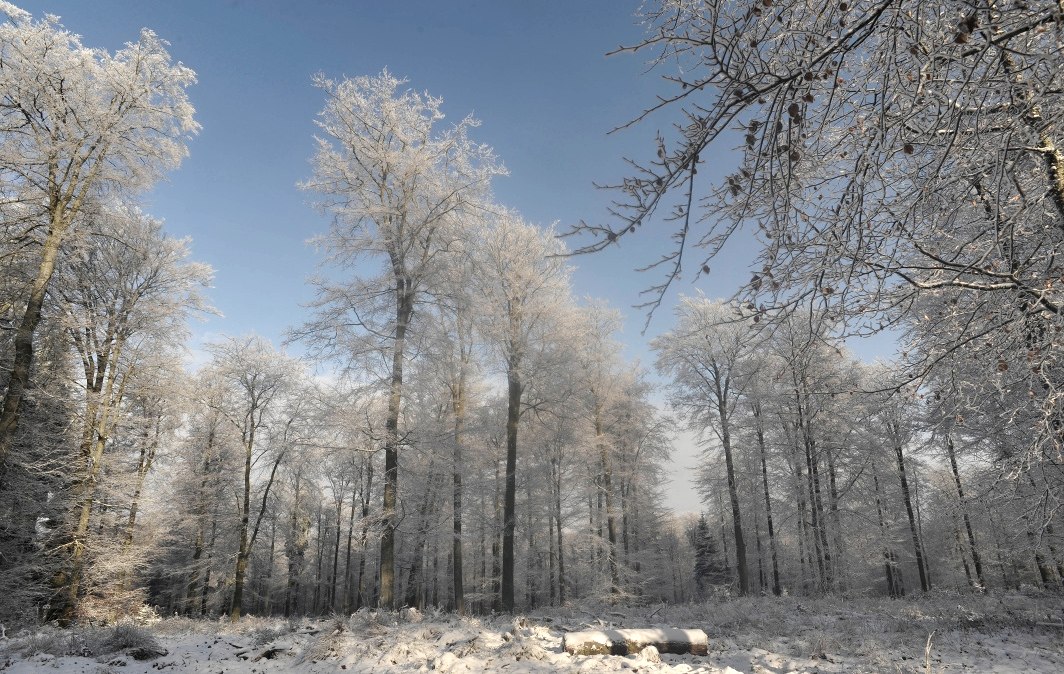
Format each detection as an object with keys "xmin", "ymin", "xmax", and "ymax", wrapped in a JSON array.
[{"xmin": 380, "ymin": 283, "xmax": 413, "ymax": 609}]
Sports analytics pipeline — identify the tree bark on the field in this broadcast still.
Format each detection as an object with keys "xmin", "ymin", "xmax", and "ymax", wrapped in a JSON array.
[
  {"xmin": 892, "ymin": 425, "xmax": 930, "ymax": 592},
  {"xmin": 753, "ymin": 402, "xmax": 781, "ymax": 596},
  {"xmin": 871, "ymin": 460, "xmax": 903, "ymax": 598},
  {"xmin": 595, "ymin": 404, "xmax": 621, "ymax": 595},
  {"xmin": 342, "ymin": 474, "xmax": 358, "ymax": 612},
  {"xmin": 451, "ymin": 360, "xmax": 467, "ymax": 614},
  {"xmin": 501, "ymin": 369, "xmax": 522, "ymax": 612},
  {"xmin": 230, "ymin": 420, "xmax": 256, "ymax": 621},
  {"xmin": 553, "ymin": 453, "xmax": 566, "ymax": 605},
  {"xmin": 58, "ymin": 334, "xmax": 130, "ymax": 624},
  {"xmin": 0, "ymin": 207, "xmax": 72, "ymax": 476},
  {"xmin": 380, "ymin": 284, "xmax": 413, "ymax": 609},
  {"xmin": 491, "ymin": 454, "xmax": 502, "ymax": 612},
  {"xmin": 355, "ymin": 456, "xmax": 373, "ymax": 610},
  {"xmin": 712, "ymin": 367, "xmax": 748, "ymax": 595},
  {"xmin": 231, "ymin": 419, "xmax": 285, "ymax": 620},
  {"xmin": 945, "ymin": 433, "xmax": 985, "ymax": 589},
  {"xmin": 125, "ymin": 413, "xmax": 162, "ymax": 545},
  {"xmin": 200, "ymin": 517, "xmax": 217, "ymax": 616}
]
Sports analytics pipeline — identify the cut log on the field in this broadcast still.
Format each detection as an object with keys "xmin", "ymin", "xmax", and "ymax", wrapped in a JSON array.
[
  {"xmin": 562, "ymin": 628, "xmax": 708, "ymax": 656},
  {"xmin": 124, "ymin": 645, "xmax": 168, "ymax": 661}
]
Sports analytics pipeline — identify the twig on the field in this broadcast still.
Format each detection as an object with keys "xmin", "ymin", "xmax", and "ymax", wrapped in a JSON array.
[{"xmin": 924, "ymin": 629, "xmax": 936, "ymax": 674}]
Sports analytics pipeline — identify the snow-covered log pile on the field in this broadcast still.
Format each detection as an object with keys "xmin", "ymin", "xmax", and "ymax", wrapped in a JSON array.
[{"xmin": 562, "ymin": 627, "xmax": 708, "ymax": 656}]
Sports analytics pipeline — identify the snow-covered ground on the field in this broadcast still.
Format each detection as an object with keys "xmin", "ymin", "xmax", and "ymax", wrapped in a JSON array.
[{"xmin": 1, "ymin": 593, "xmax": 1062, "ymax": 673}]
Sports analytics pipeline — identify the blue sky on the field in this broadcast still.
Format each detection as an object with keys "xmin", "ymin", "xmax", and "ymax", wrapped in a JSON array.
[
  {"xmin": 22, "ymin": 1, "xmax": 893, "ymax": 512},
  {"xmin": 28, "ymin": 0, "xmax": 724, "ymax": 348}
]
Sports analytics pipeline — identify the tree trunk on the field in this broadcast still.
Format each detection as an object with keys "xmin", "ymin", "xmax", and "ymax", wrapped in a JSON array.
[
  {"xmin": 231, "ymin": 424, "xmax": 284, "ymax": 620},
  {"xmin": 547, "ymin": 493, "xmax": 557, "ymax": 607},
  {"xmin": 343, "ymin": 475, "xmax": 358, "ymax": 612},
  {"xmin": 553, "ymin": 454, "xmax": 566, "ymax": 605},
  {"xmin": 795, "ymin": 384, "xmax": 831, "ymax": 590},
  {"xmin": 825, "ymin": 443, "xmax": 845, "ymax": 590},
  {"xmin": 954, "ymin": 523, "xmax": 975, "ymax": 589},
  {"xmin": 452, "ymin": 369, "xmax": 467, "ymax": 614},
  {"xmin": 58, "ymin": 339, "xmax": 129, "ymax": 625},
  {"xmin": 404, "ymin": 460, "xmax": 438, "ymax": 608},
  {"xmin": 946, "ymin": 433, "xmax": 985, "ymax": 589},
  {"xmin": 313, "ymin": 503, "xmax": 324, "ymax": 612},
  {"xmin": 717, "ymin": 395, "xmax": 749, "ymax": 595},
  {"xmin": 753, "ymin": 402, "xmax": 781, "ymax": 595},
  {"xmin": 871, "ymin": 460, "xmax": 903, "ymax": 598},
  {"xmin": 0, "ymin": 213, "xmax": 71, "ymax": 475},
  {"xmin": 187, "ymin": 522, "xmax": 206, "ymax": 616},
  {"xmin": 785, "ymin": 422, "xmax": 811, "ymax": 593},
  {"xmin": 230, "ymin": 431, "xmax": 255, "ymax": 621},
  {"xmin": 188, "ymin": 425, "xmax": 217, "ymax": 615},
  {"xmin": 380, "ymin": 286, "xmax": 412, "ymax": 609},
  {"xmin": 892, "ymin": 426, "xmax": 930, "ymax": 592},
  {"xmin": 525, "ymin": 479, "xmax": 536, "ymax": 609},
  {"xmin": 501, "ymin": 367, "xmax": 522, "ymax": 612},
  {"xmin": 200, "ymin": 517, "xmax": 218, "ymax": 616},
  {"xmin": 264, "ymin": 515, "xmax": 277, "ymax": 614},
  {"xmin": 717, "ymin": 491, "xmax": 731, "ymax": 584},
  {"xmin": 492, "ymin": 454, "xmax": 502, "ymax": 613},
  {"xmin": 125, "ymin": 414, "xmax": 162, "ymax": 545},
  {"xmin": 329, "ymin": 489, "xmax": 343, "ymax": 612},
  {"xmin": 285, "ymin": 473, "xmax": 305, "ymax": 617},
  {"xmin": 355, "ymin": 455, "xmax": 373, "ymax": 610},
  {"xmin": 595, "ymin": 405, "xmax": 621, "ymax": 594}
]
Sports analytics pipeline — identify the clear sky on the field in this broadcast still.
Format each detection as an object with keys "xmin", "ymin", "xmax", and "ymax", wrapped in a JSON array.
[{"xmin": 20, "ymin": 0, "xmax": 892, "ymax": 513}]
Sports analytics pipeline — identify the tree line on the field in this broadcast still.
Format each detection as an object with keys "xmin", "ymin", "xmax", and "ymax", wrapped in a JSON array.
[
  {"xmin": 0, "ymin": 7, "xmax": 680, "ymax": 625},
  {"xmin": 3, "ymin": 0, "xmax": 1063, "ymax": 628}
]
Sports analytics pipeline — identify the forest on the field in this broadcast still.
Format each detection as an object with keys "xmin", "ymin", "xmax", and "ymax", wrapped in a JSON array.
[{"xmin": 1, "ymin": 1, "xmax": 1063, "ymax": 672}]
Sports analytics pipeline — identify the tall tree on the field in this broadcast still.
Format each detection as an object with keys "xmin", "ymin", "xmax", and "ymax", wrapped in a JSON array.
[
  {"xmin": 421, "ymin": 252, "xmax": 481, "ymax": 614},
  {"xmin": 51, "ymin": 205, "xmax": 209, "ymax": 623},
  {"xmin": 0, "ymin": 5, "xmax": 198, "ymax": 468},
  {"xmin": 301, "ymin": 70, "xmax": 502, "ymax": 608},
  {"xmin": 572, "ymin": 304, "xmax": 628, "ymax": 595},
  {"xmin": 474, "ymin": 212, "xmax": 572, "ymax": 612},
  {"xmin": 205, "ymin": 336, "xmax": 302, "ymax": 621},
  {"xmin": 655, "ymin": 295, "xmax": 753, "ymax": 595}
]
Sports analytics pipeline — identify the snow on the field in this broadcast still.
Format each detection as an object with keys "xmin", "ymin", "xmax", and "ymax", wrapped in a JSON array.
[{"xmin": 1, "ymin": 594, "xmax": 1062, "ymax": 673}]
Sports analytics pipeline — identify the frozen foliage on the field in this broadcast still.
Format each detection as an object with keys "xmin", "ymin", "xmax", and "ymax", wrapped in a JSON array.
[{"xmin": 1, "ymin": 594, "xmax": 1062, "ymax": 673}]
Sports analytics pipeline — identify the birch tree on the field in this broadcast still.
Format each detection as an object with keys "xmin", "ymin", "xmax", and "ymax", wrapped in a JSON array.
[
  {"xmin": 0, "ymin": 4, "xmax": 198, "ymax": 468},
  {"xmin": 301, "ymin": 70, "xmax": 502, "ymax": 608}
]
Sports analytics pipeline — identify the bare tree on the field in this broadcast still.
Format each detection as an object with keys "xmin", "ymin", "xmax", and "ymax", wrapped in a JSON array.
[
  {"xmin": 301, "ymin": 70, "xmax": 502, "ymax": 608},
  {"xmin": 571, "ymin": 0, "xmax": 1064, "ymax": 466},
  {"xmin": 204, "ymin": 336, "xmax": 304, "ymax": 621},
  {"xmin": 0, "ymin": 5, "xmax": 198, "ymax": 468},
  {"xmin": 473, "ymin": 212, "xmax": 573, "ymax": 611},
  {"xmin": 654, "ymin": 295, "xmax": 755, "ymax": 595},
  {"xmin": 50, "ymin": 205, "xmax": 209, "ymax": 623}
]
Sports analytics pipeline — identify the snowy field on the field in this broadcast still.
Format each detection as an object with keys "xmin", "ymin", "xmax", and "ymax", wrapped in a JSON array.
[{"xmin": 1, "ymin": 593, "xmax": 1062, "ymax": 673}]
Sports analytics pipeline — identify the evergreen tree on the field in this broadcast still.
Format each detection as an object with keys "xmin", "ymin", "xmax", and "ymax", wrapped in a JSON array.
[{"xmin": 692, "ymin": 513, "xmax": 727, "ymax": 597}]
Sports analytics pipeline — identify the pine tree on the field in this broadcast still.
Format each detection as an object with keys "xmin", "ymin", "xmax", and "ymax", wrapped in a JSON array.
[{"xmin": 693, "ymin": 513, "xmax": 727, "ymax": 597}]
